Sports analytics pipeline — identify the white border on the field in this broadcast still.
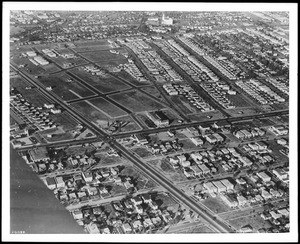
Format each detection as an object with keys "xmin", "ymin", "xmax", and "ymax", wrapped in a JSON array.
[{"xmin": 2, "ymin": 2, "xmax": 298, "ymax": 243}]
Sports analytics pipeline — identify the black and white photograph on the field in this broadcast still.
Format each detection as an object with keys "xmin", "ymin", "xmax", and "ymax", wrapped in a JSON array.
[{"xmin": 2, "ymin": 2, "xmax": 298, "ymax": 242}]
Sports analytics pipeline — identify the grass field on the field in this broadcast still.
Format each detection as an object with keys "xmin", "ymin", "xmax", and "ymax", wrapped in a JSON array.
[
  {"xmin": 201, "ymin": 196, "xmax": 232, "ymax": 214},
  {"xmin": 41, "ymin": 63, "xmax": 62, "ymax": 73},
  {"xmin": 227, "ymin": 215, "xmax": 272, "ymax": 232},
  {"xmin": 38, "ymin": 73, "xmax": 95, "ymax": 101},
  {"xmin": 49, "ymin": 111, "xmax": 79, "ymax": 131},
  {"xmin": 88, "ymin": 97, "xmax": 127, "ymax": 118},
  {"xmin": 81, "ymin": 50, "xmax": 127, "ymax": 63},
  {"xmin": 141, "ymin": 86, "xmax": 169, "ymax": 102},
  {"xmin": 109, "ymin": 90, "xmax": 165, "ymax": 113},
  {"xmin": 10, "ymin": 26, "xmax": 25, "ymax": 35},
  {"xmin": 131, "ymin": 147, "xmax": 153, "ymax": 158},
  {"xmin": 12, "ymin": 56, "xmax": 46, "ymax": 75},
  {"xmin": 149, "ymin": 159, "xmax": 188, "ymax": 183},
  {"xmin": 71, "ymin": 101, "xmax": 140, "ymax": 132},
  {"xmin": 51, "ymin": 56, "xmax": 88, "ymax": 69},
  {"xmin": 10, "ymin": 77, "xmax": 51, "ymax": 107},
  {"xmin": 170, "ymin": 96, "xmax": 195, "ymax": 114},
  {"xmin": 71, "ymin": 100, "xmax": 111, "ymax": 125},
  {"xmin": 71, "ymin": 68, "xmax": 130, "ymax": 94}
]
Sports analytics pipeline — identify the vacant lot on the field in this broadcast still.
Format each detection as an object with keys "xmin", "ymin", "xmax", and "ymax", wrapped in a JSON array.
[
  {"xmin": 201, "ymin": 196, "xmax": 232, "ymax": 214},
  {"xmin": 71, "ymin": 68, "xmax": 130, "ymax": 94},
  {"xmin": 109, "ymin": 90, "xmax": 165, "ymax": 113},
  {"xmin": 12, "ymin": 56, "xmax": 46, "ymax": 75},
  {"xmin": 71, "ymin": 100, "xmax": 111, "ymax": 125},
  {"xmin": 38, "ymin": 73, "xmax": 95, "ymax": 101},
  {"xmin": 227, "ymin": 215, "xmax": 272, "ymax": 232},
  {"xmin": 10, "ymin": 77, "xmax": 51, "ymax": 107},
  {"xmin": 132, "ymin": 147, "xmax": 153, "ymax": 158},
  {"xmin": 81, "ymin": 50, "xmax": 127, "ymax": 63},
  {"xmin": 49, "ymin": 111, "xmax": 79, "ymax": 131},
  {"xmin": 51, "ymin": 56, "xmax": 88, "ymax": 69},
  {"xmin": 88, "ymin": 97, "xmax": 127, "ymax": 118}
]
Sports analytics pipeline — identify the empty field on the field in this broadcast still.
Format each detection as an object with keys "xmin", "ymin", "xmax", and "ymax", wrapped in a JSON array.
[
  {"xmin": 109, "ymin": 90, "xmax": 165, "ymax": 113},
  {"xmin": 38, "ymin": 73, "xmax": 95, "ymax": 101},
  {"xmin": 51, "ymin": 56, "xmax": 88, "ymax": 69},
  {"xmin": 71, "ymin": 100, "xmax": 140, "ymax": 132},
  {"xmin": 88, "ymin": 97, "xmax": 127, "ymax": 118},
  {"xmin": 12, "ymin": 56, "xmax": 46, "ymax": 75},
  {"xmin": 10, "ymin": 77, "xmax": 51, "ymax": 107},
  {"xmin": 71, "ymin": 68, "xmax": 130, "ymax": 94},
  {"xmin": 81, "ymin": 50, "xmax": 127, "ymax": 62},
  {"xmin": 71, "ymin": 100, "xmax": 111, "ymax": 126}
]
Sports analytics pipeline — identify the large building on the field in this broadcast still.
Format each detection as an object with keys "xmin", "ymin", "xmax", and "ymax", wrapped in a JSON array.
[
  {"xmin": 161, "ymin": 13, "xmax": 173, "ymax": 26},
  {"xmin": 146, "ymin": 111, "xmax": 169, "ymax": 127},
  {"xmin": 28, "ymin": 147, "xmax": 50, "ymax": 162}
]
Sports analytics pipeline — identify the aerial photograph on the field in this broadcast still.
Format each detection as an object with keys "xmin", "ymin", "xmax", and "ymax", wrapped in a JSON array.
[{"xmin": 3, "ymin": 2, "xmax": 298, "ymax": 242}]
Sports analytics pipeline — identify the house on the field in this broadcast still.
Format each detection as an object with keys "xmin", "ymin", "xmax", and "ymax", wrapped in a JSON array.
[
  {"xmin": 44, "ymin": 103, "xmax": 54, "ymax": 109},
  {"xmin": 86, "ymin": 186, "xmax": 98, "ymax": 196},
  {"xmin": 190, "ymin": 152, "xmax": 203, "ymax": 163},
  {"xmin": 143, "ymin": 218, "xmax": 154, "ymax": 228},
  {"xmin": 183, "ymin": 167, "xmax": 193, "ymax": 178},
  {"xmin": 123, "ymin": 180, "xmax": 134, "ymax": 189},
  {"xmin": 161, "ymin": 212, "xmax": 172, "ymax": 223},
  {"xmin": 190, "ymin": 137, "xmax": 203, "ymax": 146},
  {"xmin": 203, "ymin": 182, "xmax": 217, "ymax": 194},
  {"xmin": 277, "ymin": 208, "xmax": 289, "ymax": 216},
  {"xmin": 134, "ymin": 134, "xmax": 148, "ymax": 145},
  {"xmin": 45, "ymin": 177, "xmax": 56, "ymax": 190},
  {"xmin": 177, "ymin": 155, "xmax": 186, "ymax": 163},
  {"xmin": 220, "ymin": 193, "xmax": 238, "ymax": 208},
  {"xmin": 190, "ymin": 165, "xmax": 202, "ymax": 177},
  {"xmin": 239, "ymin": 156, "xmax": 253, "ymax": 167},
  {"xmin": 82, "ymin": 171, "xmax": 93, "ymax": 183},
  {"xmin": 50, "ymin": 108, "xmax": 61, "ymax": 114},
  {"xmin": 237, "ymin": 195, "xmax": 248, "ymax": 206},
  {"xmin": 181, "ymin": 160, "xmax": 191, "ymax": 167},
  {"xmin": 72, "ymin": 209, "xmax": 83, "ymax": 219},
  {"xmin": 68, "ymin": 192, "xmax": 77, "ymax": 200},
  {"xmin": 28, "ymin": 147, "xmax": 49, "ymax": 162},
  {"xmin": 151, "ymin": 216, "xmax": 162, "ymax": 226},
  {"xmin": 205, "ymin": 134, "xmax": 218, "ymax": 144},
  {"xmin": 256, "ymin": 141, "xmax": 268, "ymax": 150},
  {"xmin": 131, "ymin": 196, "xmax": 143, "ymax": 205},
  {"xmin": 256, "ymin": 171, "xmax": 271, "ymax": 182},
  {"xmin": 132, "ymin": 220, "xmax": 143, "ymax": 229},
  {"xmin": 86, "ymin": 222, "xmax": 100, "ymax": 234},
  {"xmin": 220, "ymin": 179, "xmax": 234, "ymax": 191},
  {"xmin": 234, "ymin": 130, "xmax": 245, "ymax": 139},
  {"xmin": 270, "ymin": 211, "xmax": 282, "ymax": 219},
  {"xmin": 55, "ymin": 176, "xmax": 65, "ymax": 188},
  {"xmin": 199, "ymin": 125, "xmax": 210, "ymax": 135},
  {"xmin": 141, "ymin": 194, "xmax": 152, "ymax": 204},
  {"xmin": 198, "ymin": 164, "xmax": 210, "ymax": 174},
  {"xmin": 240, "ymin": 225, "xmax": 253, "ymax": 233},
  {"xmin": 101, "ymin": 227, "xmax": 110, "ymax": 234},
  {"xmin": 272, "ymin": 168, "xmax": 288, "ymax": 181},
  {"xmin": 212, "ymin": 181, "xmax": 227, "ymax": 193},
  {"xmin": 261, "ymin": 189, "xmax": 272, "ymax": 200},
  {"xmin": 149, "ymin": 201, "xmax": 158, "ymax": 210},
  {"xmin": 122, "ymin": 223, "xmax": 132, "ymax": 233},
  {"xmin": 135, "ymin": 204, "xmax": 144, "ymax": 214}
]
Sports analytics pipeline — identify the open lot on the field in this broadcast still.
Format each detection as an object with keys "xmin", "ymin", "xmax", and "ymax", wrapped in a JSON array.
[
  {"xmin": 51, "ymin": 56, "xmax": 88, "ymax": 69},
  {"xmin": 10, "ymin": 77, "xmax": 51, "ymax": 107},
  {"xmin": 227, "ymin": 215, "xmax": 272, "ymax": 232},
  {"xmin": 88, "ymin": 97, "xmax": 127, "ymax": 118},
  {"xmin": 149, "ymin": 159, "xmax": 188, "ymax": 183},
  {"xmin": 81, "ymin": 50, "xmax": 127, "ymax": 63},
  {"xmin": 38, "ymin": 73, "xmax": 95, "ymax": 101},
  {"xmin": 109, "ymin": 90, "xmax": 165, "ymax": 113},
  {"xmin": 71, "ymin": 100, "xmax": 140, "ymax": 132},
  {"xmin": 201, "ymin": 196, "xmax": 232, "ymax": 214},
  {"xmin": 12, "ymin": 56, "xmax": 46, "ymax": 76},
  {"xmin": 71, "ymin": 68, "xmax": 130, "ymax": 94}
]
